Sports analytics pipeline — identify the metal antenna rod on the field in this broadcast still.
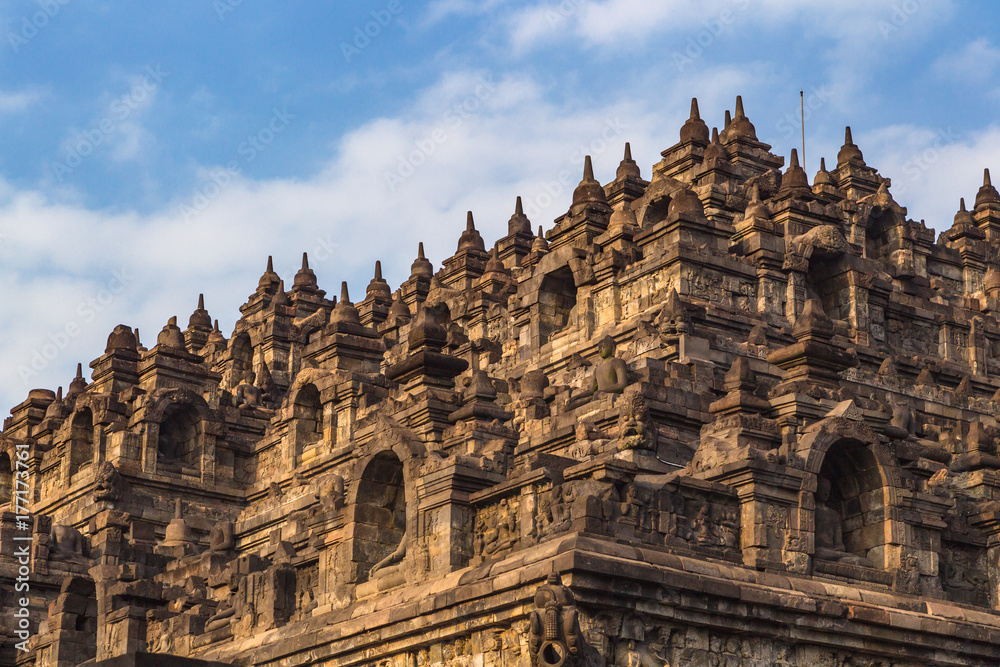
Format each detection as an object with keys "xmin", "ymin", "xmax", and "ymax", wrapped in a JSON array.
[{"xmin": 800, "ymin": 90, "xmax": 806, "ymax": 171}]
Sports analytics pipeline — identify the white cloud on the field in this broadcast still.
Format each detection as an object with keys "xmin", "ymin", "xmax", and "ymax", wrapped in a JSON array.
[
  {"xmin": 44, "ymin": 69, "xmax": 164, "ymax": 187},
  {"xmin": 420, "ymin": 0, "xmax": 509, "ymax": 27},
  {"xmin": 863, "ymin": 122, "xmax": 1000, "ymax": 234},
  {"xmin": 510, "ymin": 0, "xmax": 952, "ymax": 47},
  {"xmin": 504, "ymin": 0, "xmax": 956, "ymax": 110},
  {"xmin": 931, "ymin": 37, "xmax": 1000, "ymax": 86},
  {"xmin": 0, "ymin": 87, "xmax": 47, "ymax": 113}
]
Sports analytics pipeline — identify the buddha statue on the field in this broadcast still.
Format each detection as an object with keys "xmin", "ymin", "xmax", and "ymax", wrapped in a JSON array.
[
  {"xmin": 570, "ymin": 336, "xmax": 629, "ymax": 408},
  {"xmin": 49, "ymin": 524, "xmax": 88, "ymax": 563},
  {"xmin": 208, "ymin": 520, "xmax": 235, "ymax": 555},
  {"xmin": 369, "ymin": 538, "xmax": 406, "ymax": 580},
  {"xmin": 592, "ymin": 335, "xmax": 628, "ymax": 394},
  {"xmin": 234, "ymin": 371, "xmax": 262, "ymax": 409},
  {"xmin": 814, "ymin": 478, "xmax": 873, "ymax": 567}
]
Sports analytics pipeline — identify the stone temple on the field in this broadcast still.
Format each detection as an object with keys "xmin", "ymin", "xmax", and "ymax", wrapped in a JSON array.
[{"xmin": 4, "ymin": 96, "xmax": 1000, "ymax": 667}]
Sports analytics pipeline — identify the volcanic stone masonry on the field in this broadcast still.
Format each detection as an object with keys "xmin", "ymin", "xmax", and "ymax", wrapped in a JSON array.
[{"xmin": 4, "ymin": 96, "xmax": 1000, "ymax": 667}]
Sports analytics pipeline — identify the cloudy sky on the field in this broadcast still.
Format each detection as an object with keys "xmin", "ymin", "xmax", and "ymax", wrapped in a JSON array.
[{"xmin": 1, "ymin": 0, "xmax": 999, "ymax": 413}]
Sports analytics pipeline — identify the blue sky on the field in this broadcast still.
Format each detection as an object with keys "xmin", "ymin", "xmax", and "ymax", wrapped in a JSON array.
[{"xmin": 2, "ymin": 0, "xmax": 999, "ymax": 412}]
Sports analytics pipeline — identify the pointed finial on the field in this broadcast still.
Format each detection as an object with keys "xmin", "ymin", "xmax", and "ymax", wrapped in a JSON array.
[
  {"xmin": 259, "ymin": 254, "xmax": 280, "ymax": 289},
  {"xmin": 411, "ymin": 241, "xmax": 433, "ymax": 278},
  {"xmin": 837, "ymin": 127, "xmax": 865, "ymax": 167},
  {"xmin": 168, "ymin": 316, "xmax": 177, "ymax": 327},
  {"xmin": 750, "ymin": 183, "xmax": 761, "ymax": 202},
  {"xmin": 616, "ymin": 143, "xmax": 641, "ymax": 179},
  {"xmin": 56, "ymin": 386, "xmax": 63, "ymax": 401},
  {"xmin": 571, "ymin": 155, "xmax": 608, "ymax": 211},
  {"xmin": 302, "ymin": 252, "xmax": 309, "ymax": 270},
  {"xmin": 341, "ymin": 281, "xmax": 350, "ymax": 304},
  {"xmin": 368, "ymin": 263, "xmax": 393, "ymax": 300},
  {"xmin": 711, "ymin": 127, "xmax": 719, "ymax": 143},
  {"xmin": 789, "ymin": 148, "xmax": 800, "ymax": 168},
  {"xmin": 466, "ymin": 211, "xmax": 475, "ymax": 231},
  {"xmin": 680, "ymin": 98, "xmax": 709, "ymax": 143},
  {"xmin": 271, "ymin": 280, "xmax": 288, "ymax": 306},
  {"xmin": 977, "ymin": 167, "xmax": 1000, "ymax": 208},
  {"xmin": 735, "ymin": 95, "xmax": 745, "ymax": 118},
  {"xmin": 189, "ymin": 294, "xmax": 211, "ymax": 328},
  {"xmin": 814, "ymin": 157, "xmax": 834, "ymax": 185},
  {"xmin": 174, "ymin": 498, "xmax": 183, "ymax": 519},
  {"xmin": 509, "ymin": 195, "xmax": 532, "ymax": 233},
  {"xmin": 531, "ymin": 225, "xmax": 549, "ymax": 253},
  {"xmin": 135, "ymin": 328, "xmax": 141, "ymax": 345},
  {"xmin": 214, "ymin": 319, "xmax": 220, "ymax": 331},
  {"xmin": 76, "ymin": 363, "xmax": 83, "ymax": 379},
  {"xmin": 961, "ymin": 197, "xmax": 967, "ymax": 211},
  {"xmin": 484, "ymin": 245, "xmax": 505, "ymax": 274},
  {"xmin": 724, "ymin": 109, "xmax": 732, "ymax": 128}
]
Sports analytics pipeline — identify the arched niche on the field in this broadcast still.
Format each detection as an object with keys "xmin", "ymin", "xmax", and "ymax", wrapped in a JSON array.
[
  {"xmin": 638, "ymin": 194, "xmax": 671, "ymax": 229},
  {"xmin": 864, "ymin": 208, "xmax": 900, "ymax": 262},
  {"xmin": 797, "ymin": 415, "xmax": 903, "ymax": 572},
  {"xmin": 227, "ymin": 332, "xmax": 253, "ymax": 386},
  {"xmin": 0, "ymin": 452, "xmax": 11, "ymax": 507},
  {"xmin": 538, "ymin": 267, "xmax": 577, "ymax": 343},
  {"xmin": 803, "ymin": 255, "xmax": 852, "ymax": 323},
  {"xmin": 818, "ymin": 438, "xmax": 892, "ymax": 568},
  {"xmin": 157, "ymin": 403, "xmax": 202, "ymax": 469},
  {"xmin": 69, "ymin": 408, "xmax": 95, "ymax": 479},
  {"xmin": 293, "ymin": 383, "xmax": 322, "ymax": 442},
  {"xmin": 352, "ymin": 451, "xmax": 406, "ymax": 583}
]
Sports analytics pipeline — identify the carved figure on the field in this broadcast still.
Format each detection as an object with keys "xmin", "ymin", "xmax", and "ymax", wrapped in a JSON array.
[
  {"xmin": 814, "ymin": 478, "xmax": 874, "ymax": 567},
  {"xmin": 370, "ymin": 537, "xmax": 406, "ymax": 579},
  {"xmin": 540, "ymin": 484, "xmax": 573, "ymax": 537},
  {"xmin": 234, "ymin": 371, "xmax": 262, "ymax": 409},
  {"xmin": 884, "ymin": 398, "xmax": 915, "ymax": 441},
  {"xmin": 568, "ymin": 336, "xmax": 629, "ymax": 408},
  {"xmin": 893, "ymin": 554, "xmax": 922, "ymax": 595},
  {"xmin": 691, "ymin": 504, "xmax": 714, "ymax": 545},
  {"xmin": 296, "ymin": 565, "xmax": 317, "ymax": 616},
  {"xmin": 474, "ymin": 510, "xmax": 491, "ymax": 556},
  {"xmin": 592, "ymin": 336, "xmax": 628, "ymax": 395},
  {"xmin": 496, "ymin": 497, "xmax": 518, "ymax": 550},
  {"xmin": 153, "ymin": 629, "xmax": 172, "ymax": 654},
  {"xmin": 528, "ymin": 572, "xmax": 582, "ymax": 667},
  {"xmin": 49, "ymin": 524, "xmax": 88, "ymax": 562},
  {"xmin": 714, "ymin": 506, "xmax": 739, "ymax": 549},
  {"xmin": 93, "ymin": 461, "xmax": 124, "ymax": 503},
  {"xmin": 320, "ymin": 474, "xmax": 345, "ymax": 511},
  {"xmin": 617, "ymin": 389, "xmax": 655, "ymax": 451},
  {"xmin": 206, "ymin": 599, "xmax": 235, "ymax": 631},
  {"xmin": 209, "ymin": 520, "xmax": 235, "ymax": 554}
]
